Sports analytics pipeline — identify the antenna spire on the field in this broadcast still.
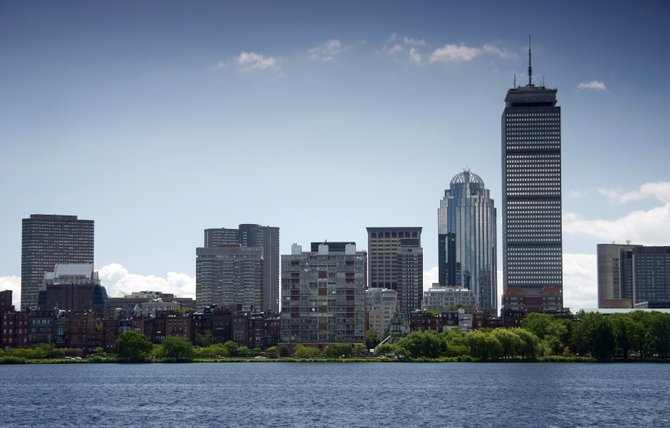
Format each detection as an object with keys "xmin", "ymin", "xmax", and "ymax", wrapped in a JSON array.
[{"xmin": 527, "ymin": 34, "xmax": 533, "ymax": 87}]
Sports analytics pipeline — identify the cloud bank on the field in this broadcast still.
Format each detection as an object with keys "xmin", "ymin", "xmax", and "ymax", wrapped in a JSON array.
[{"xmin": 98, "ymin": 263, "xmax": 195, "ymax": 299}]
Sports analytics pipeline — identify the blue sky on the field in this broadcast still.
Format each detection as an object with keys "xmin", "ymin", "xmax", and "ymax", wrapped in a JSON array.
[{"xmin": 1, "ymin": 1, "xmax": 669, "ymax": 309}]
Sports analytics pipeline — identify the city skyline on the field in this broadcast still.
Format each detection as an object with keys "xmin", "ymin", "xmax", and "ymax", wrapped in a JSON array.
[{"xmin": 1, "ymin": 1, "xmax": 669, "ymax": 310}]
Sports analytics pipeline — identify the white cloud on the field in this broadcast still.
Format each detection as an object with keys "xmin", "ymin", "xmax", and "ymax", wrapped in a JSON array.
[
  {"xmin": 598, "ymin": 182, "xmax": 670, "ymax": 204},
  {"xmin": 563, "ymin": 253, "xmax": 597, "ymax": 310},
  {"xmin": 0, "ymin": 276, "xmax": 20, "ymax": 308},
  {"xmin": 98, "ymin": 263, "xmax": 195, "ymax": 299},
  {"xmin": 568, "ymin": 190, "xmax": 586, "ymax": 199},
  {"xmin": 430, "ymin": 42, "xmax": 513, "ymax": 63},
  {"xmin": 423, "ymin": 266, "xmax": 439, "ymax": 291},
  {"xmin": 308, "ymin": 39, "xmax": 346, "ymax": 62},
  {"xmin": 577, "ymin": 80, "xmax": 607, "ymax": 91},
  {"xmin": 236, "ymin": 51, "xmax": 278, "ymax": 72},
  {"xmin": 403, "ymin": 37, "xmax": 427, "ymax": 46},
  {"xmin": 215, "ymin": 60, "xmax": 226, "ymax": 69},
  {"xmin": 408, "ymin": 47, "xmax": 422, "ymax": 64},
  {"xmin": 387, "ymin": 43, "xmax": 404, "ymax": 54},
  {"xmin": 564, "ymin": 206, "xmax": 670, "ymax": 245}
]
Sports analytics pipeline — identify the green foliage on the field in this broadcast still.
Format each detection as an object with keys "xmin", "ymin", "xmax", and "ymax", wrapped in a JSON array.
[
  {"xmin": 467, "ymin": 330, "xmax": 503, "ymax": 361},
  {"xmin": 222, "ymin": 341, "xmax": 239, "ymax": 357},
  {"xmin": 236, "ymin": 346, "xmax": 258, "ymax": 358},
  {"xmin": 324, "ymin": 343, "xmax": 353, "ymax": 358},
  {"xmin": 374, "ymin": 343, "xmax": 399, "ymax": 358},
  {"xmin": 161, "ymin": 336, "xmax": 194, "ymax": 362},
  {"xmin": 353, "ymin": 343, "xmax": 368, "ymax": 356},
  {"xmin": 195, "ymin": 332, "xmax": 214, "ymax": 347},
  {"xmin": 265, "ymin": 346, "xmax": 278, "ymax": 359},
  {"xmin": 573, "ymin": 312, "xmax": 615, "ymax": 362},
  {"xmin": 365, "ymin": 328, "xmax": 380, "ymax": 350},
  {"xmin": 114, "ymin": 331, "xmax": 153, "ymax": 363},
  {"xmin": 277, "ymin": 344, "xmax": 291, "ymax": 357},
  {"xmin": 396, "ymin": 330, "xmax": 448, "ymax": 359},
  {"xmin": 293, "ymin": 345, "xmax": 320, "ymax": 359}
]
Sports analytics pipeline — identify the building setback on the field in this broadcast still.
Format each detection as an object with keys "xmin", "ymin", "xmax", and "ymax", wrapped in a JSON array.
[
  {"xmin": 598, "ymin": 244, "xmax": 670, "ymax": 308},
  {"xmin": 196, "ymin": 245, "xmax": 264, "ymax": 312},
  {"xmin": 21, "ymin": 214, "xmax": 94, "ymax": 311},
  {"xmin": 438, "ymin": 170, "xmax": 497, "ymax": 313},
  {"xmin": 367, "ymin": 227, "xmax": 423, "ymax": 314},
  {"xmin": 501, "ymin": 44, "xmax": 563, "ymax": 314},
  {"xmin": 281, "ymin": 242, "xmax": 366, "ymax": 344},
  {"xmin": 204, "ymin": 224, "xmax": 279, "ymax": 312}
]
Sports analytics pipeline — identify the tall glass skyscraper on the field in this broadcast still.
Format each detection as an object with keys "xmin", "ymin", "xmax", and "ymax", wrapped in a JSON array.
[
  {"xmin": 438, "ymin": 170, "xmax": 497, "ymax": 313},
  {"xmin": 501, "ymin": 45, "xmax": 563, "ymax": 313}
]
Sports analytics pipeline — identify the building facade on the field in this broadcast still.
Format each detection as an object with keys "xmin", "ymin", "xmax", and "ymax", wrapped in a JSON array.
[
  {"xmin": 365, "ymin": 287, "xmax": 397, "ymax": 336},
  {"xmin": 598, "ymin": 244, "xmax": 670, "ymax": 308},
  {"xmin": 21, "ymin": 214, "xmax": 94, "ymax": 310},
  {"xmin": 367, "ymin": 227, "xmax": 423, "ymax": 314},
  {"xmin": 438, "ymin": 170, "xmax": 497, "ymax": 313},
  {"xmin": 280, "ymin": 242, "xmax": 366, "ymax": 344},
  {"xmin": 422, "ymin": 285, "xmax": 478, "ymax": 313},
  {"xmin": 39, "ymin": 264, "xmax": 108, "ymax": 313},
  {"xmin": 501, "ymin": 48, "xmax": 563, "ymax": 314},
  {"xmin": 195, "ymin": 245, "xmax": 264, "ymax": 312},
  {"xmin": 204, "ymin": 224, "xmax": 279, "ymax": 312}
]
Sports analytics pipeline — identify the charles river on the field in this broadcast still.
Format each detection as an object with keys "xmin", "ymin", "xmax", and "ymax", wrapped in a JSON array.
[{"xmin": 1, "ymin": 363, "xmax": 669, "ymax": 427}]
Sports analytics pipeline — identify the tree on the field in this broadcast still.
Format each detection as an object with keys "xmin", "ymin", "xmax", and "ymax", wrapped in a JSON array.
[
  {"xmin": 396, "ymin": 330, "xmax": 448, "ymax": 359},
  {"xmin": 114, "ymin": 331, "xmax": 153, "ymax": 362},
  {"xmin": 365, "ymin": 328, "xmax": 380, "ymax": 350},
  {"xmin": 573, "ymin": 312, "xmax": 614, "ymax": 362},
  {"xmin": 161, "ymin": 336, "xmax": 194, "ymax": 362},
  {"xmin": 466, "ymin": 330, "xmax": 502, "ymax": 361},
  {"xmin": 492, "ymin": 328, "xmax": 523, "ymax": 359},
  {"xmin": 324, "ymin": 343, "xmax": 353, "ymax": 358}
]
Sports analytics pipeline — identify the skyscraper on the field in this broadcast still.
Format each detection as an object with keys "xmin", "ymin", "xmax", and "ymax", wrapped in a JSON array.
[
  {"xmin": 501, "ymin": 42, "xmax": 563, "ymax": 313},
  {"xmin": 21, "ymin": 214, "xmax": 94, "ymax": 311},
  {"xmin": 367, "ymin": 227, "xmax": 423, "ymax": 314},
  {"xmin": 195, "ymin": 245, "xmax": 264, "ymax": 312},
  {"xmin": 438, "ymin": 170, "xmax": 497, "ymax": 313},
  {"xmin": 203, "ymin": 224, "xmax": 279, "ymax": 312}
]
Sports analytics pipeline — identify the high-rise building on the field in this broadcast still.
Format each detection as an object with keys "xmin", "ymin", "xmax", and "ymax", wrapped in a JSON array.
[
  {"xmin": 21, "ymin": 214, "xmax": 94, "ymax": 311},
  {"xmin": 280, "ymin": 242, "xmax": 366, "ymax": 343},
  {"xmin": 365, "ymin": 287, "xmax": 397, "ymax": 337},
  {"xmin": 438, "ymin": 170, "xmax": 497, "ymax": 313},
  {"xmin": 204, "ymin": 224, "xmax": 279, "ymax": 312},
  {"xmin": 367, "ymin": 227, "xmax": 423, "ymax": 314},
  {"xmin": 598, "ymin": 244, "xmax": 670, "ymax": 308},
  {"xmin": 501, "ymin": 43, "xmax": 563, "ymax": 314},
  {"xmin": 195, "ymin": 245, "xmax": 264, "ymax": 312}
]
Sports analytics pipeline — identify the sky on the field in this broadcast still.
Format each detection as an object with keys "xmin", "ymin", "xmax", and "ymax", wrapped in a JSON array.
[{"xmin": 1, "ymin": 1, "xmax": 669, "ymax": 310}]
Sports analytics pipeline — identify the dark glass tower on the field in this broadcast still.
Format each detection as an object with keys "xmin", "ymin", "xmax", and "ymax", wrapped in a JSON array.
[
  {"xmin": 501, "ymin": 43, "xmax": 563, "ymax": 313},
  {"xmin": 21, "ymin": 214, "xmax": 94, "ymax": 310},
  {"xmin": 438, "ymin": 170, "xmax": 497, "ymax": 313}
]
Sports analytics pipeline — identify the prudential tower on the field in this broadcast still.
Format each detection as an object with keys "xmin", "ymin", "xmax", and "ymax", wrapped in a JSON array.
[
  {"xmin": 438, "ymin": 170, "xmax": 497, "ymax": 314},
  {"xmin": 501, "ymin": 39, "xmax": 563, "ymax": 314}
]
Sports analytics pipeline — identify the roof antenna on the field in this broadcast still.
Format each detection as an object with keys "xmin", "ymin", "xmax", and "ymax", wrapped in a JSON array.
[
  {"xmin": 527, "ymin": 35, "xmax": 533, "ymax": 87},
  {"xmin": 513, "ymin": 73, "xmax": 517, "ymax": 88}
]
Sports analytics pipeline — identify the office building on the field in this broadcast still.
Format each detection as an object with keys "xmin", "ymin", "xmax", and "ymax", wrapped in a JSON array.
[
  {"xmin": 367, "ymin": 227, "xmax": 423, "ymax": 314},
  {"xmin": 598, "ymin": 244, "xmax": 670, "ymax": 308},
  {"xmin": 280, "ymin": 242, "xmax": 366, "ymax": 343},
  {"xmin": 422, "ymin": 285, "xmax": 478, "ymax": 313},
  {"xmin": 438, "ymin": 170, "xmax": 497, "ymax": 313},
  {"xmin": 204, "ymin": 224, "xmax": 279, "ymax": 312},
  {"xmin": 501, "ymin": 44, "xmax": 563, "ymax": 313},
  {"xmin": 365, "ymin": 287, "xmax": 397, "ymax": 336},
  {"xmin": 21, "ymin": 214, "xmax": 94, "ymax": 310},
  {"xmin": 39, "ymin": 263, "xmax": 108, "ymax": 313},
  {"xmin": 195, "ymin": 245, "xmax": 264, "ymax": 312}
]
